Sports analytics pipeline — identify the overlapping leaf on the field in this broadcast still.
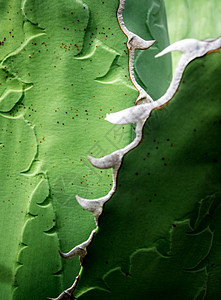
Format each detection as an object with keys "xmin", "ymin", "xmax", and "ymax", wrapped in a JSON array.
[
  {"xmin": 74, "ymin": 50, "xmax": 221, "ymax": 299},
  {"xmin": 0, "ymin": 0, "xmax": 172, "ymax": 299}
]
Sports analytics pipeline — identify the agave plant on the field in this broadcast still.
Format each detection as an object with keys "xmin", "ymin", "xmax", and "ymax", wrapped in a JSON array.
[{"xmin": 0, "ymin": 0, "xmax": 220, "ymax": 299}]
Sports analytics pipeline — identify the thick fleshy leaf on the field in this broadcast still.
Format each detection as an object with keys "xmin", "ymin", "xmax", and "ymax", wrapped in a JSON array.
[
  {"xmin": 0, "ymin": 115, "xmax": 39, "ymax": 299},
  {"xmin": 74, "ymin": 50, "xmax": 221, "ymax": 298},
  {"xmin": 0, "ymin": 0, "xmax": 171, "ymax": 299},
  {"xmin": 164, "ymin": 0, "xmax": 221, "ymax": 70},
  {"xmin": 123, "ymin": 0, "xmax": 172, "ymax": 99},
  {"xmin": 0, "ymin": 0, "xmax": 136, "ymax": 298}
]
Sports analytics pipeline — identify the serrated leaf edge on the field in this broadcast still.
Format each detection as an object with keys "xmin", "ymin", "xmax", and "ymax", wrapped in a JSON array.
[{"xmin": 55, "ymin": 0, "xmax": 221, "ymax": 298}]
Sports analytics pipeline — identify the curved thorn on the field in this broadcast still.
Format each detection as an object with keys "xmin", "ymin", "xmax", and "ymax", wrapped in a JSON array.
[
  {"xmin": 76, "ymin": 195, "xmax": 104, "ymax": 220},
  {"xmin": 59, "ymin": 230, "xmax": 96, "ymax": 260},
  {"xmin": 136, "ymin": 89, "xmax": 153, "ymax": 104},
  {"xmin": 88, "ymin": 150, "xmax": 123, "ymax": 170},
  {"xmin": 105, "ymin": 103, "xmax": 153, "ymax": 125},
  {"xmin": 155, "ymin": 38, "xmax": 221, "ymax": 58},
  {"xmin": 58, "ymin": 247, "xmax": 86, "ymax": 260},
  {"xmin": 48, "ymin": 276, "xmax": 80, "ymax": 299},
  {"xmin": 127, "ymin": 35, "xmax": 155, "ymax": 50},
  {"xmin": 155, "ymin": 38, "xmax": 221, "ymax": 109}
]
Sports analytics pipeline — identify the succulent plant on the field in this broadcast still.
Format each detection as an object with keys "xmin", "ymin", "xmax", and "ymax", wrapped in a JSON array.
[{"xmin": 0, "ymin": 1, "xmax": 220, "ymax": 299}]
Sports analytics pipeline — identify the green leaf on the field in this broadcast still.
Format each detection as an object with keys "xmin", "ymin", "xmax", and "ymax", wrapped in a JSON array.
[
  {"xmin": 164, "ymin": 0, "xmax": 221, "ymax": 70},
  {"xmin": 0, "ymin": 115, "xmax": 38, "ymax": 299},
  {"xmin": 123, "ymin": 0, "xmax": 172, "ymax": 99},
  {"xmin": 74, "ymin": 50, "xmax": 221, "ymax": 299},
  {"xmin": 0, "ymin": 0, "xmax": 143, "ymax": 298},
  {"xmin": 77, "ymin": 221, "xmax": 212, "ymax": 299}
]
